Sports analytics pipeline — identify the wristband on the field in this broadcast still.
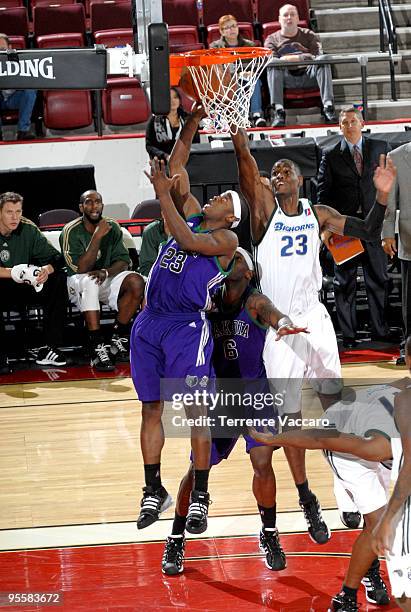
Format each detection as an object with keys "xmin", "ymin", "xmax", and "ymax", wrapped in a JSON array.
[
  {"xmin": 102, "ymin": 268, "xmax": 109, "ymax": 280},
  {"xmin": 276, "ymin": 316, "xmax": 293, "ymax": 330}
]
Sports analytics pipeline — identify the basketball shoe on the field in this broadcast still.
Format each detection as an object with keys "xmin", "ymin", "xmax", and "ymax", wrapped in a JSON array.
[
  {"xmin": 137, "ymin": 485, "xmax": 172, "ymax": 529},
  {"xmin": 259, "ymin": 528, "xmax": 287, "ymax": 570},
  {"xmin": 329, "ymin": 591, "xmax": 358, "ymax": 611},
  {"xmin": 361, "ymin": 560, "xmax": 390, "ymax": 605},
  {"xmin": 90, "ymin": 343, "xmax": 115, "ymax": 372},
  {"xmin": 300, "ymin": 495, "xmax": 330, "ymax": 544},
  {"xmin": 340, "ymin": 511, "xmax": 361, "ymax": 529},
  {"xmin": 109, "ymin": 334, "xmax": 129, "ymax": 362},
  {"xmin": 185, "ymin": 490, "xmax": 210, "ymax": 534},
  {"xmin": 162, "ymin": 536, "xmax": 185, "ymax": 575}
]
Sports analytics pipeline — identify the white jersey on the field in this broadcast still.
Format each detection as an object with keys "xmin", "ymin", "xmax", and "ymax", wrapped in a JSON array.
[{"xmin": 253, "ymin": 198, "xmax": 322, "ymax": 316}]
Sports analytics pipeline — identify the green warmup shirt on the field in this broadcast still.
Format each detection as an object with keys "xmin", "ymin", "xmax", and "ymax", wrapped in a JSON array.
[
  {"xmin": 0, "ymin": 217, "xmax": 63, "ymax": 269},
  {"xmin": 60, "ymin": 217, "xmax": 131, "ymax": 276},
  {"xmin": 138, "ymin": 219, "xmax": 168, "ymax": 277}
]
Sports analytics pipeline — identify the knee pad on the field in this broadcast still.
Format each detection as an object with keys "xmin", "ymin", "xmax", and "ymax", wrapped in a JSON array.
[{"xmin": 78, "ymin": 275, "xmax": 100, "ymax": 311}]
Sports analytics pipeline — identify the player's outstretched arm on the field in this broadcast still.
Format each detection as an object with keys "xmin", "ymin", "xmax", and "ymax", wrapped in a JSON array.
[
  {"xmin": 372, "ymin": 389, "xmax": 411, "ymax": 557},
  {"xmin": 145, "ymin": 158, "xmax": 238, "ymax": 262},
  {"xmin": 246, "ymin": 292, "xmax": 308, "ymax": 338},
  {"xmin": 230, "ymin": 129, "xmax": 274, "ymax": 241},
  {"xmin": 249, "ymin": 427, "xmax": 392, "ymax": 461},
  {"xmin": 315, "ymin": 154, "xmax": 396, "ymax": 240},
  {"xmin": 168, "ymin": 106, "xmax": 205, "ymax": 219}
]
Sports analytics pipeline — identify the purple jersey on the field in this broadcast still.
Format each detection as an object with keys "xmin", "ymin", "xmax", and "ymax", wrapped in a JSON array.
[
  {"xmin": 145, "ymin": 214, "xmax": 231, "ymax": 314},
  {"xmin": 210, "ymin": 287, "xmax": 268, "ymax": 379}
]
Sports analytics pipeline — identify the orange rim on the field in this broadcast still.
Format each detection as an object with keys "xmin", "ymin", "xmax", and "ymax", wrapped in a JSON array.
[{"xmin": 169, "ymin": 46, "xmax": 272, "ymax": 86}]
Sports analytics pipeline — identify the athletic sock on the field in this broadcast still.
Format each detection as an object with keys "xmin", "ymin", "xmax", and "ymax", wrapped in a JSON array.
[
  {"xmin": 171, "ymin": 512, "xmax": 187, "ymax": 536},
  {"xmin": 194, "ymin": 469, "xmax": 209, "ymax": 493},
  {"xmin": 144, "ymin": 463, "xmax": 162, "ymax": 489},
  {"xmin": 258, "ymin": 504, "xmax": 276, "ymax": 529},
  {"xmin": 296, "ymin": 480, "xmax": 312, "ymax": 503},
  {"xmin": 342, "ymin": 584, "xmax": 358, "ymax": 599}
]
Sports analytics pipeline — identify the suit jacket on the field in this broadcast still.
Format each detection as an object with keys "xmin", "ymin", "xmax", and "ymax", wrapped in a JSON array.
[
  {"xmin": 317, "ymin": 136, "xmax": 391, "ymax": 216},
  {"xmin": 382, "ymin": 142, "xmax": 411, "ymax": 261}
]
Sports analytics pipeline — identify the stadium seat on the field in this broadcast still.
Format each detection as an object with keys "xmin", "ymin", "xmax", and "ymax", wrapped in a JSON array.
[
  {"xmin": 33, "ymin": 4, "xmax": 86, "ymax": 40},
  {"xmin": 206, "ymin": 21, "xmax": 254, "ymax": 45},
  {"xmin": 0, "ymin": 0, "xmax": 23, "ymax": 8},
  {"xmin": 162, "ymin": 0, "xmax": 198, "ymax": 27},
  {"xmin": 131, "ymin": 199, "xmax": 160, "ymax": 219},
  {"xmin": 37, "ymin": 32, "xmax": 84, "ymax": 47},
  {"xmin": 90, "ymin": 2, "xmax": 131, "ymax": 33},
  {"xmin": 87, "ymin": 0, "xmax": 130, "ymax": 17},
  {"xmin": 102, "ymin": 77, "xmax": 150, "ymax": 125},
  {"xmin": 284, "ymin": 87, "xmax": 322, "ymax": 110},
  {"xmin": 94, "ymin": 27, "xmax": 133, "ymax": 47},
  {"xmin": 169, "ymin": 25, "xmax": 200, "ymax": 48},
  {"xmin": 38, "ymin": 209, "xmax": 80, "ymax": 228},
  {"xmin": 8, "ymin": 34, "xmax": 25, "ymax": 47},
  {"xmin": 31, "ymin": 0, "xmax": 75, "ymax": 8},
  {"xmin": 202, "ymin": 0, "xmax": 254, "ymax": 27},
  {"xmin": 43, "ymin": 90, "xmax": 93, "ymax": 129},
  {"xmin": 0, "ymin": 7, "xmax": 28, "ymax": 38}
]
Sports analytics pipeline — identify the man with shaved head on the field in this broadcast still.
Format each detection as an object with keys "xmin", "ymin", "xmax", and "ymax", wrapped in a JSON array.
[
  {"xmin": 60, "ymin": 190, "xmax": 144, "ymax": 371},
  {"xmin": 264, "ymin": 3, "xmax": 336, "ymax": 127}
]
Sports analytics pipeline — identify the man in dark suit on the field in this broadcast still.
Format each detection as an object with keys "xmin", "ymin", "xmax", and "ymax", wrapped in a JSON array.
[{"xmin": 317, "ymin": 106, "xmax": 390, "ymax": 348}]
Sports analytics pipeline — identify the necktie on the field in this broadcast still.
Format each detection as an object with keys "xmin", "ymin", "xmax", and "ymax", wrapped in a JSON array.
[{"xmin": 353, "ymin": 145, "xmax": 363, "ymax": 175}]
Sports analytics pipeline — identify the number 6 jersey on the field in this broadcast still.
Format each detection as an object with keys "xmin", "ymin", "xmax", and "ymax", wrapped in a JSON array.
[
  {"xmin": 145, "ymin": 214, "xmax": 231, "ymax": 314},
  {"xmin": 253, "ymin": 199, "xmax": 323, "ymax": 317}
]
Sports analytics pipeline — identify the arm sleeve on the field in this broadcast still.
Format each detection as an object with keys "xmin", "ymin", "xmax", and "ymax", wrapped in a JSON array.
[
  {"xmin": 109, "ymin": 222, "xmax": 131, "ymax": 266},
  {"xmin": 344, "ymin": 201, "xmax": 386, "ymax": 241},
  {"xmin": 138, "ymin": 222, "xmax": 163, "ymax": 276},
  {"xmin": 145, "ymin": 116, "xmax": 169, "ymax": 160},
  {"xmin": 59, "ymin": 226, "xmax": 82, "ymax": 273},
  {"xmin": 32, "ymin": 227, "xmax": 65, "ymax": 270},
  {"xmin": 307, "ymin": 32, "xmax": 322, "ymax": 56},
  {"xmin": 316, "ymin": 150, "xmax": 333, "ymax": 205},
  {"xmin": 264, "ymin": 34, "xmax": 279, "ymax": 55}
]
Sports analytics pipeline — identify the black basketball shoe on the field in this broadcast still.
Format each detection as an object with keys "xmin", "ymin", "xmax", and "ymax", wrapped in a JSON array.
[
  {"xmin": 162, "ymin": 536, "xmax": 185, "ymax": 575},
  {"xmin": 185, "ymin": 490, "xmax": 210, "ymax": 534},
  {"xmin": 340, "ymin": 512, "xmax": 362, "ymax": 529},
  {"xmin": 259, "ymin": 528, "xmax": 287, "ymax": 570},
  {"xmin": 137, "ymin": 485, "xmax": 172, "ymax": 529},
  {"xmin": 329, "ymin": 591, "xmax": 358, "ymax": 611},
  {"xmin": 300, "ymin": 495, "xmax": 330, "ymax": 544},
  {"xmin": 361, "ymin": 561, "xmax": 390, "ymax": 605}
]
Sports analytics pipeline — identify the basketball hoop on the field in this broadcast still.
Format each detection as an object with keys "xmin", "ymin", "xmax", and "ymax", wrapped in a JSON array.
[{"xmin": 170, "ymin": 47, "xmax": 273, "ymax": 134}]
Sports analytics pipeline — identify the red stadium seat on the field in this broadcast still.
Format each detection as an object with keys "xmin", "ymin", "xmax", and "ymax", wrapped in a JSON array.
[
  {"xmin": 94, "ymin": 27, "xmax": 133, "ymax": 47},
  {"xmin": 131, "ymin": 199, "xmax": 160, "ymax": 220},
  {"xmin": 258, "ymin": 0, "xmax": 309, "ymax": 31},
  {"xmin": 0, "ymin": 0, "xmax": 23, "ymax": 8},
  {"xmin": 283, "ymin": 87, "xmax": 322, "ymax": 109},
  {"xmin": 43, "ymin": 90, "xmax": 93, "ymax": 129},
  {"xmin": 8, "ymin": 34, "xmax": 25, "ymax": 47},
  {"xmin": 102, "ymin": 77, "xmax": 150, "ymax": 125},
  {"xmin": 37, "ymin": 32, "xmax": 84, "ymax": 47},
  {"xmin": 161, "ymin": 0, "xmax": 198, "ymax": 27},
  {"xmin": 90, "ymin": 2, "xmax": 131, "ymax": 33},
  {"xmin": 169, "ymin": 42, "xmax": 204, "ymax": 52},
  {"xmin": 0, "ymin": 7, "xmax": 28, "ymax": 37},
  {"xmin": 38, "ymin": 209, "xmax": 79, "ymax": 227},
  {"xmin": 169, "ymin": 25, "xmax": 199, "ymax": 47},
  {"xmin": 31, "ymin": 0, "xmax": 75, "ymax": 8},
  {"xmin": 33, "ymin": 4, "xmax": 86, "ymax": 38},
  {"xmin": 206, "ymin": 21, "xmax": 254, "ymax": 45},
  {"xmin": 86, "ymin": 0, "xmax": 130, "ymax": 17},
  {"xmin": 202, "ymin": 0, "xmax": 254, "ymax": 27}
]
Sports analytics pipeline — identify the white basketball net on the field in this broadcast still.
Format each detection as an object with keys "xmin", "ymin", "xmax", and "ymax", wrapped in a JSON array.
[{"xmin": 187, "ymin": 51, "xmax": 272, "ymax": 134}]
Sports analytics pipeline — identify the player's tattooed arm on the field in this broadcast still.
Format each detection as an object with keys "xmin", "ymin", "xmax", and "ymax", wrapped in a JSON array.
[
  {"xmin": 372, "ymin": 388, "xmax": 411, "ymax": 557},
  {"xmin": 247, "ymin": 292, "xmax": 307, "ymax": 337},
  {"xmin": 315, "ymin": 154, "xmax": 396, "ymax": 240}
]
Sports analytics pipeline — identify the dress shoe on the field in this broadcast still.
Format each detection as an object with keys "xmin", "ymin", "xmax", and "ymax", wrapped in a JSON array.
[
  {"xmin": 323, "ymin": 105, "xmax": 337, "ymax": 124},
  {"xmin": 271, "ymin": 108, "xmax": 286, "ymax": 128},
  {"xmin": 342, "ymin": 338, "xmax": 357, "ymax": 350},
  {"xmin": 17, "ymin": 130, "xmax": 36, "ymax": 141}
]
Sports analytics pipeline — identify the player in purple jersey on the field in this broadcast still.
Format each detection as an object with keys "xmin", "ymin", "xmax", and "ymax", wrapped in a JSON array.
[
  {"xmin": 161, "ymin": 247, "xmax": 306, "ymax": 576},
  {"xmin": 131, "ymin": 106, "xmax": 239, "ymax": 535}
]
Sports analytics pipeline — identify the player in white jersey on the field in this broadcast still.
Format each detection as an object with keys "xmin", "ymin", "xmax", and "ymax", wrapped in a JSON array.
[
  {"xmin": 250, "ymin": 371, "xmax": 410, "ymax": 611},
  {"xmin": 373, "ymin": 336, "xmax": 411, "ymax": 611},
  {"xmin": 230, "ymin": 128, "xmax": 397, "ymax": 543}
]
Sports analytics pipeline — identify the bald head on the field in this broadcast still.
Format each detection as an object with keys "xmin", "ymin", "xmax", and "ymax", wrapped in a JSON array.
[{"xmin": 279, "ymin": 4, "xmax": 299, "ymax": 35}]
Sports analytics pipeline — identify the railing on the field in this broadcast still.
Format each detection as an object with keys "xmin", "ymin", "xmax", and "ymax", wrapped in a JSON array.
[{"xmin": 377, "ymin": 0, "xmax": 398, "ymax": 100}]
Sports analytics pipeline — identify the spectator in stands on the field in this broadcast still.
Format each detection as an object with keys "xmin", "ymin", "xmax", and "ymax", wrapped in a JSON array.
[
  {"xmin": 0, "ymin": 191, "xmax": 67, "ymax": 374},
  {"xmin": 138, "ymin": 213, "xmax": 169, "ymax": 277},
  {"xmin": 145, "ymin": 87, "xmax": 199, "ymax": 162},
  {"xmin": 0, "ymin": 34, "xmax": 37, "ymax": 141},
  {"xmin": 60, "ymin": 190, "xmax": 145, "ymax": 372},
  {"xmin": 317, "ymin": 106, "xmax": 391, "ymax": 349},
  {"xmin": 382, "ymin": 142, "xmax": 411, "ymax": 365},
  {"xmin": 264, "ymin": 4, "xmax": 336, "ymax": 127},
  {"xmin": 210, "ymin": 15, "xmax": 266, "ymax": 128}
]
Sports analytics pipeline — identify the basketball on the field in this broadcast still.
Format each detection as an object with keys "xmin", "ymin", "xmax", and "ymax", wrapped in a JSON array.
[
  {"xmin": 179, "ymin": 67, "xmax": 201, "ymax": 102},
  {"xmin": 178, "ymin": 65, "xmax": 234, "ymax": 104}
]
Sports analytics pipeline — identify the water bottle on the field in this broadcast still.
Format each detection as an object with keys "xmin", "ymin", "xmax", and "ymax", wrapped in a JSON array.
[{"xmin": 196, "ymin": 0, "xmax": 203, "ymax": 10}]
